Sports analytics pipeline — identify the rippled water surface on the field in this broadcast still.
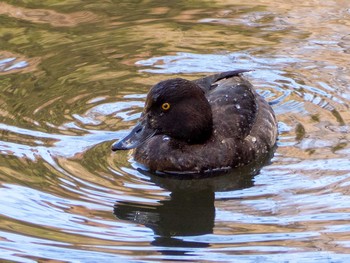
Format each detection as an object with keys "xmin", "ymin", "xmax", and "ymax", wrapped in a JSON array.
[{"xmin": 1, "ymin": 0, "xmax": 350, "ymax": 262}]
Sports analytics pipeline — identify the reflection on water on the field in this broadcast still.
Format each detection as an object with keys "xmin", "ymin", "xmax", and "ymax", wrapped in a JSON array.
[
  {"xmin": 115, "ymin": 189, "xmax": 216, "ymax": 247},
  {"xmin": 1, "ymin": 0, "xmax": 350, "ymax": 262},
  {"xmin": 0, "ymin": 2, "xmax": 97, "ymax": 27},
  {"xmin": 114, "ymin": 156, "xmax": 269, "ymax": 253}
]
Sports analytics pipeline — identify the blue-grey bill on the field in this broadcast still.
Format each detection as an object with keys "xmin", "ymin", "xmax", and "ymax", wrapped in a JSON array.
[{"xmin": 111, "ymin": 120, "xmax": 156, "ymax": 151}]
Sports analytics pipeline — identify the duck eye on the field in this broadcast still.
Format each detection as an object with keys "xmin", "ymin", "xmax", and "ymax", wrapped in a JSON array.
[{"xmin": 161, "ymin": 102, "xmax": 171, "ymax": 111}]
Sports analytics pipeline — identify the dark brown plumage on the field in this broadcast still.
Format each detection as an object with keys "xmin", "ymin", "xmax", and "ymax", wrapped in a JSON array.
[{"xmin": 112, "ymin": 70, "xmax": 278, "ymax": 173}]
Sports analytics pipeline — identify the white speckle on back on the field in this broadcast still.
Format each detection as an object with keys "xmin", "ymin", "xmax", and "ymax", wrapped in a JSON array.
[{"xmin": 245, "ymin": 135, "xmax": 257, "ymax": 143}]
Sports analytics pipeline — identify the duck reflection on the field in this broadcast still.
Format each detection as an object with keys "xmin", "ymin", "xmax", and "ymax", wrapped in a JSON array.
[
  {"xmin": 114, "ymin": 149, "xmax": 275, "ymax": 250},
  {"xmin": 115, "ymin": 188, "xmax": 215, "ymax": 248}
]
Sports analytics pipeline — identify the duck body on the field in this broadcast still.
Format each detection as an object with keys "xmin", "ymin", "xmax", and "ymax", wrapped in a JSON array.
[{"xmin": 112, "ymin": 70, "xmax": 278, "ymax": 173}]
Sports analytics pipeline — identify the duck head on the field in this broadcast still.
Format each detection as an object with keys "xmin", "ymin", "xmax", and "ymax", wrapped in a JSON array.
[{"xmin": 112, "ymin": 78, "xmax": 213, "ymax": 151}]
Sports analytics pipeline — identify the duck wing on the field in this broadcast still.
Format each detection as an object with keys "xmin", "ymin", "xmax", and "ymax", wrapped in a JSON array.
[{"xmin": 208, "ymin": 75, "xmax": 259, "ymax": 140}]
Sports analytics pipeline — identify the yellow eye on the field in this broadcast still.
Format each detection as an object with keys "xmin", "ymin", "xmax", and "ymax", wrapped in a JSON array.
[{"xmin": 161, "ymin": 102, "xmax": 171, "ymax": 111}]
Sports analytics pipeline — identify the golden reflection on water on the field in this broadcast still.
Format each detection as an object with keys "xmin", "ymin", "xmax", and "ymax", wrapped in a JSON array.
[
  {"xmin": 0, "ymin": 2, "xmax": 97, "ymax": 27},
  {"xmin": 0, "ymin": 0, "xmax": 350, "ymax": 261}
]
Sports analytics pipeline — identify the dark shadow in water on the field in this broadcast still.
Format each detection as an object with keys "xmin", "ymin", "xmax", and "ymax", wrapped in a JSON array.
[{"xmin": 114, "ymin": 147, "xmax": 276, "ymax": 253}]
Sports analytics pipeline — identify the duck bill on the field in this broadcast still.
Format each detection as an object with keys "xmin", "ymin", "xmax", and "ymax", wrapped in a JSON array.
[{"xmin": 111, "ymin": 117, "xmax": 156, "ymax": 151}]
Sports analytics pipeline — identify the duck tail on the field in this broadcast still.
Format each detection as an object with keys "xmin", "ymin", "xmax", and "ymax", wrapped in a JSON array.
[
  {"xmin": 214, "ymin": 69, "xmax": 252, "ymax": 82},
  {"xmin": 194, "ymin": 70, "xmax": 252, "ymax": 92}
]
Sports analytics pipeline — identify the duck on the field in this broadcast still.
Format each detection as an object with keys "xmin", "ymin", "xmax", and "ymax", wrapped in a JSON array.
[{"xmin": 112, "ymin": 70, "xmax": 278, "ymax": 173}]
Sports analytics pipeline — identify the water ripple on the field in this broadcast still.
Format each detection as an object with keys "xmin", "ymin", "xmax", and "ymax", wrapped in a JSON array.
[{"xmin": 1, "ymin": 0, "xmax": 350, "ymax": 261}]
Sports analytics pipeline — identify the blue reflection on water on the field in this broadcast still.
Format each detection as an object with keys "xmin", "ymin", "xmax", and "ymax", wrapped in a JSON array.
[
  {"xmin": 0, "ymin": 57, "xmax": 28, "ymax": 72},
  {"xmin": 136, "ymin": 52, "xmax": 304, "ymax": 74}
]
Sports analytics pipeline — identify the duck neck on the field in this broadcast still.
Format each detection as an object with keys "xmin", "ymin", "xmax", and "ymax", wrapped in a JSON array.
[
  {"xmin": 190, "ymin": 120, "xmax": 213, "ymax": 144},
  {"xmin": 183, "ymin": 99, "xmax": 213, "ymax": 144}
]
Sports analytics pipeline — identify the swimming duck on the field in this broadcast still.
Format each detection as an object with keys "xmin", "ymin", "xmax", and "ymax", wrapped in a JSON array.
[{"xmin": 112, "ymin": 70, "xmax": 277, "ymax": 173}]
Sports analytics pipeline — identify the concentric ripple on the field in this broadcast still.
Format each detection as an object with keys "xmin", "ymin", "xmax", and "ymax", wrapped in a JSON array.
[{"xmin": 1, "ymin": 0, "xmax": 350, "ymax": 262}]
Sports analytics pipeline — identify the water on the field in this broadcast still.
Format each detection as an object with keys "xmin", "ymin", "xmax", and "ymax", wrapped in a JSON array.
[{"xmin": 1, "ymin": 0, "xmax": 350, "ymax": 262}]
